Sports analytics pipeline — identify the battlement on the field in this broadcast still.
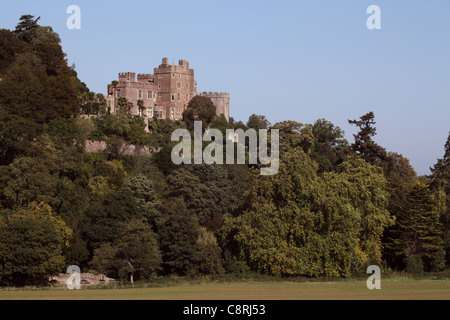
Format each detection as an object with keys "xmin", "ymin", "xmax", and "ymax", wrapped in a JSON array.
[
  {"xmin": 197, "ymin": 91, "xmax": 230, "ymax": 98},
  {"xmin": 157, "ymin": 57, "xmax": 191, "ymax": 71},
  {"xmin": 118, "ymin": 72, "xmax": 136, "ymax": 82},
  {"xmin": 137, "ymin": 74, "xmax": 155, "ymax": 83}
]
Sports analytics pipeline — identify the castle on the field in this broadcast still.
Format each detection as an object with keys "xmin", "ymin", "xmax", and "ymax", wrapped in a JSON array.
[{"xmin": 106, "ymin": 58, "xmax": 230, "ymax": 122}]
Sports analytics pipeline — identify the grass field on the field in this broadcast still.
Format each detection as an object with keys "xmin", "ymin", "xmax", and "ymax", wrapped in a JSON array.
[{"xmin": 0, "ymin": 279, "xmax": 449, "ymax": 300}]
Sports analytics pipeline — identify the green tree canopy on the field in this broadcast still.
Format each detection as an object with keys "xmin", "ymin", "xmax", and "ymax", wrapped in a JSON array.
[
  {"xmin": 246, "ymin": 114, "xmax": 271, "ymax": 130},
  {"xmin": 157, "ymin": 198, "xmax": 202, "ymax": 275},
  {"xmin": 220, "ymin": 150, "xmax": 392, "ymax": 277},
  {"xmin": 114, "ymin": 219, "xmax": 162, "ymax": 283},
  {"xmin": 183, "ymin": 95, "xmax": 217, "ymax": 131},
  {"xmin": 0, "ymin": 202, "xmax": 71, "ymax": 285}
]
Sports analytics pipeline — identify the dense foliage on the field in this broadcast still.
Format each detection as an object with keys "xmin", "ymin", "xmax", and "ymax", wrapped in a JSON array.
[{"xmin": 0, "ymin": 16, "xmax": 448, "ymax": 285}]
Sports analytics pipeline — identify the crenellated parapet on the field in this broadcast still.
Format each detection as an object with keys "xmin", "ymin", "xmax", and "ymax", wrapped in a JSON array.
[
  {"xmin": 197, "ymin": 92, "xmax": 230, "ymax": 98},
  {"xmin": 118, "ymin": 72, "xmax": 136, "ymax": 82}
]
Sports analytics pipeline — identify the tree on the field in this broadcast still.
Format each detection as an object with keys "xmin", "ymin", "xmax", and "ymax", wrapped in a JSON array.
[
  {"xmin": 220, "ymin": 150, "xmax": 392, "ymax": 277},
  {"xmin": 0, "ymin": 64, "xmax": 50, "ymax": 123},
  {"xmin": 429, "ymin": 132, "xmax": 450, "ymax": 266},
  {"xmin": 89, "ymin": 243, "xmax": 118, "ymax": 278},
  {"xmin": 137, "ymin": 99, "xmax": 145, "ymax": 117},
  {"xmin": 14, "ymin": 15, "xmax": 61, "ymax": 48},
  {"xmin": 120, "ymin": 175, "xmax": 162, "ymax": 229},
  {"xmin": 165, "ymin": 166, "xmax": 235, "ymax": 230},
  {"xmin": 0, "ymin": 18, "xmax": 79, "ymax": 123},
  {"xmin": 387, "ymin": 182, "xmax": 445, "ymax": 271},
  {"xmin": 0, "ymin": 157, "xmax": 59, "ymax": 210},
  {"xmin": 210, "ymin": 114, "xmax": 234, "ymax": 138},
  {"xmin": 183, "ymin": 96, "xmax": 216, "ymax": 131},
  {"xmin": 382, "ymin": 152, "xmax": 417, "ymax": 214},
  {"xmin": 246, "ymin": 114, "xmax": 271, "ymax": 130},
  {"xmin": 97, "ymin": 93, "xmax": 107, "ymax": 115},
  {"xmin": 90, "ymin": 113, "xmax": 150, "ymax": 146},
  {"xmin": 117, "ymin": 97, "xmax": 129, "ymax": 114},
  {"xmin": 157, "ymin": 198, "xmax": 201, "ymax": 275},
  {"xmin": 348, "ymin": 112, "xmax": 387, "ymax": 165},
  {"xmin": 0, "ymin": 29, "xmax": 27, "ymax": 73},
  {"xmin": 272, "ymin": 120, "xmax": 315, "ymax": 156},
  {"xmin": 310, "ymin": 118, "xmax": 349, "ymax": 172},
  {"xmin": 0, "ymin": 202, "xmax": 72, "ymax": 285},
  {"xmin": 80, "ymin": 189, "xmax": 139, "ymax": 251},
  {"xmin": 192, "ymin": 227, "xmax": 224, "ymax": 275},
  {"xmin": 0, "ymin": 111, "xmax": 41, "ymax": 165},
  {"xmin": 380, "ymin": 152, "xmax": 418, "ymax": 268},
  {"xmin": 14, "ymin": 15, "xmax": 40, "ymax": 43},
  {"xmin": 115, "ymin": 219, "xmax": 162, "ymax": 283}
]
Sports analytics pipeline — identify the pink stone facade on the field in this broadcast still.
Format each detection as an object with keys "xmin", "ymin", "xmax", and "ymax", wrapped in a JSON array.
[{"xmin": 106, "ymin": 58, "xmax": 230, "ymax": 122}]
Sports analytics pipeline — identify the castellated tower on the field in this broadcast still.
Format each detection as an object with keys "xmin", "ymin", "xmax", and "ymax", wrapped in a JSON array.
[
  {"xmin": 197, "ymin": 92, "xmax": 230, "ymax": 121},
  {"xmin": 106, "ymin": 58, "xmax": 230, "ymax": 122},
  {"xmin": 153, "ymin": 58, "xmax": 197, "ymax": 121}
]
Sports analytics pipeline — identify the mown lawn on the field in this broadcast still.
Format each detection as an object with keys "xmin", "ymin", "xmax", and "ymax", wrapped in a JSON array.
[{"xmin": 0, "ymin": 279, "xmax": 449, "ymax": 300}]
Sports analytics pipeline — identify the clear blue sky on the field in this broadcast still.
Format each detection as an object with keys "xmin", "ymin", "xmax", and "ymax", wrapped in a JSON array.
[{"xmin": 1, "ymin": 0, "xmax": 449, "ymax": 175}]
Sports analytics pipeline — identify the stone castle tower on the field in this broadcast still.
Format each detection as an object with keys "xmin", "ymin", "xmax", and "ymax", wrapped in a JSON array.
[
  {"xmin": 197, "ymin": 92, "xmax": 230, "ymax": 122},
  {"xmin": 106, "ymin": 58, "xmax": 229, "ymax": 122}
]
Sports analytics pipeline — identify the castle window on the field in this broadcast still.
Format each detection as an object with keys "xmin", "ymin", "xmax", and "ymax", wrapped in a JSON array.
[
  {"xmin": 138, "ymin": 90, "xmax": 142, "ymax": 99},
  {"xmin": 158, "ymin": 82, "xmax": 161, "ymax": 89},
  {"xmin": 171, "ymin": 94, "xmax": 175, "ymax": 101},
  {"xmin": 115, "ymin": 90, "xmax": 120, "ymax": 98},
  {"xmin": 158, "ymin": 96, "xmax": 162, "ymax": 102},
  {"xmin": 177, "ymin": 82, "xmax": 181, "ymax": 89},
  {"xmin": 186, "ymin": 83, "xmax": 189, "ymax": 89},
  {"xmin": 177, "ymin": 93, "xmax": 181, "ymax": 101},
  {"xmin": 148, "ymin": 91, "xmax": 153, "ymax": 99}
]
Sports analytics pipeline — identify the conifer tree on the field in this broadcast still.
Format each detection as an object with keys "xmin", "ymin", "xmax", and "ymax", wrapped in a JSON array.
[
  {"xmin": 348, "ymin": 111, "xmax": 387, "ymax": 165},
  {"xmin": 388, "ymin": 182, "xmax": 445, "ymax": 271}
]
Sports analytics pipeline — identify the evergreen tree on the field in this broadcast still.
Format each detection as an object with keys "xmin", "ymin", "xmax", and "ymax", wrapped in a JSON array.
[
  {"xmin": 387, "ymin": 182, "xmax": 445, "ymax": 271},
  {"xmin": 348, "ymin": 111, "xmax": 387, "ymax": 165},
  {"xmin": 429, "ymin": 132, "xmax": 450, "ymax": 266}
]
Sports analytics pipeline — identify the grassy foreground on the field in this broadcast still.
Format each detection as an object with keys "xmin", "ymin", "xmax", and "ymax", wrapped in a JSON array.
[{"xmin": 0, "ymin": 279, "xmax": 449, "ymax": 300}]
